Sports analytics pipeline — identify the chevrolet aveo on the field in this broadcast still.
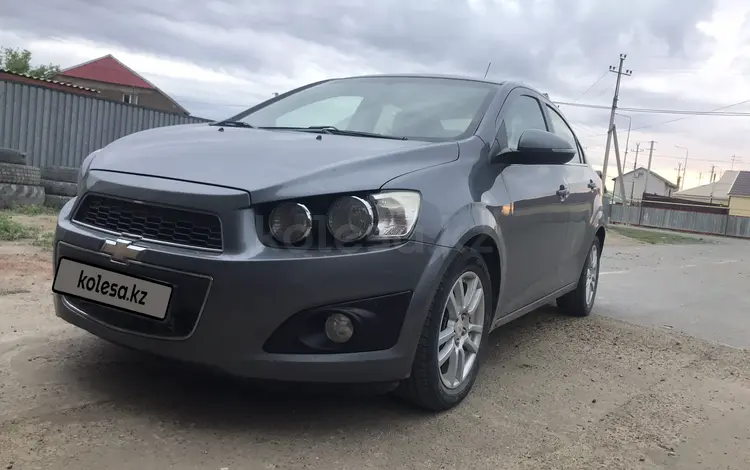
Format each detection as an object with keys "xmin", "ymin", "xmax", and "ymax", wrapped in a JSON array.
[{"xmin": 52, "ymin": 75, "xmax": 605, "ymax": 411}]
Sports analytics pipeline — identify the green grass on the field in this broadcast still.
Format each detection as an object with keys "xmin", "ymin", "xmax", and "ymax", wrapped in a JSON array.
[
  {"xmin": 0, "ymin": 207, "xmax": 56, "ymax": 250},
  {"xmin": 611, "ymin": 225, "xmax": 711, "ymax": 245},
  {"xmin": 0, "ymin": 212, "xmax": 36, "ymax": 241},
  {"xmin": 4, "ymin": 203, "xmax": 59, "ymax": 216}
]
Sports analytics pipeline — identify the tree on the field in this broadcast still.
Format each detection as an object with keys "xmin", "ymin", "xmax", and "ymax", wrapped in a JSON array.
[{"xmin": 1, "ymin": 46, "xmax": 61, "ymax": 79}]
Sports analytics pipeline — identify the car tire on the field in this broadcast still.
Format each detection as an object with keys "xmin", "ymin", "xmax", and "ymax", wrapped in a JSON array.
[
  {"xmin": 40, "ymin": 166, "xmax": 78, "ymax": 184},
  {"xmin": 556, "ymin": 238, "xmax": 601, "ymax": 317},
  {"xmin": 0, "ymin": 183, "xmax": 45, "ymax": 209},
  {"xmin": 396, "ymin": 248, "xmax": 493, "ymax": 411},
  {"xmin": 0, "ymin": 162, "xmax": 42, "ymax": 186},
  {"xmin": 0, "ymin": 148, "xmax": 27, "ymax": 165},
  {"xmin": 41, "ymin": 178, "xmax": 77, "ymax": 197}
]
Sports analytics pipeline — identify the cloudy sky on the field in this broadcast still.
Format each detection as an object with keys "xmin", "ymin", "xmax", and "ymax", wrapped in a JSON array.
[{"xmin": 2, "ymin": 0, "xmax": 750, "ymax": 190}]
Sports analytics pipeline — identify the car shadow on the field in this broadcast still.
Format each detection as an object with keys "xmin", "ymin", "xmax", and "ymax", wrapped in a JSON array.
[{"xmin": 57, "ymin": 305, "xmax": 573, "ymax": 431}]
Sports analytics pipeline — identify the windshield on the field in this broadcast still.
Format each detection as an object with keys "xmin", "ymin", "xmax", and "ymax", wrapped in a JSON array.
[{"xmin": 231, "ymin": 76, "xmax": 497, "ymax": 141}]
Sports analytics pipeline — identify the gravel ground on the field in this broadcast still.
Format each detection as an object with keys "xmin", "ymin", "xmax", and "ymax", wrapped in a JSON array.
[{"xmin": 1, "ymin": 223, "xmax": 750, "ymax": 469}]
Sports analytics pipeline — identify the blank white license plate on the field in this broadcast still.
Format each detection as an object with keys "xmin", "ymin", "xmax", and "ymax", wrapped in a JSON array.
[{"xmin": 53, "ymin": 258, "xmax": 173, "ymax": 319}]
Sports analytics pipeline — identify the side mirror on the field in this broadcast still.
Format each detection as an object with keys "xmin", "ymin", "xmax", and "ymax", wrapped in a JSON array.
[{"xmin": 491, "ymin": 129, "xmax": 576, "ymax": 165}]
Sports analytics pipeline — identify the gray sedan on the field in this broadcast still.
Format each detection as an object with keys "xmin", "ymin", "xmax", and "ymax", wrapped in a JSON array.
[{"xmin": 52, "ymin": 74, "xmax": 605, "ymax": 411}]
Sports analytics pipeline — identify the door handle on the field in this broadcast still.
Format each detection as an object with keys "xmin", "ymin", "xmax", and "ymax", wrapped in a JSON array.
[
  {"xmin": 588, "ymin": 179, "xmax": 599, "ymax": 191},
  {"xmin": 556, "ymin": 184, "xmax": 570, "ymax": 201}
]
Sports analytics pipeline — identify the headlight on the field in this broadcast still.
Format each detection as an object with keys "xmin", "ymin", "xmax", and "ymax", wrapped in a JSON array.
[
  {"xmin": 269, "ymin": 202, "xmax": 312, "ymax": 244},
  {"xmin": 327, "ymin": 196, "xmax": 374, "ymax": 243},
  {"xmin": 327, "ymin": 191, "xmax": 421, "ymax": 243},
  {"xmin": 369, "ymin": 191, "xmax": 421, "ymax": 239},
  {"xmin": 77, "ymin": 150, "xmax": 100, "ymax": 195}
]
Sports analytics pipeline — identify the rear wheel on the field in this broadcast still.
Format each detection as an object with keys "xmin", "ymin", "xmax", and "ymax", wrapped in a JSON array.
[
  {"xmin": 557, "ymin": 238, "xmax": 601, "ymax": 317},
  {"xmin": 397, "ymin": 248, "xmax": 492, "ymax": 411}
]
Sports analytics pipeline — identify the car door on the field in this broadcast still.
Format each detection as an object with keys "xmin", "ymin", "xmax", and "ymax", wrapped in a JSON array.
[
  {"xmin": 491, "ymin": 90, "xmax": 572, "ymax": 315},
  {"xmin": 543, "ymin": 103, "xmax": 598, "ymax": 286}
]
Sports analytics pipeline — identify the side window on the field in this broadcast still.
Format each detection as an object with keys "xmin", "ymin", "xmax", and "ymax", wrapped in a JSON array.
[
  {"xmin": 275, "ymin": 96, "xmax": 363, "ymax": 128},
  {"xmin": 545, "ymin": 105, "xmax": 583, "ymax": 163},
  {"xmin": 499, "ymin": 95, "xmax": 548, "ymax": 149}
]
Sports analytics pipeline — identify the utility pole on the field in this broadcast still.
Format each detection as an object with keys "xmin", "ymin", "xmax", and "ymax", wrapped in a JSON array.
[
  {"xmin": 629, "ymin": 143, "xmax": 641, "ymax": 202},
  {"xmin": 675, "ymin": 162, "xmax": 683, "ymax": 190},
  {"xmin": 616, "ymin": 113, "xmax": 632, "ymax": 170},
  {"xmin": 600, "ymin": 54, "xmax": 632, "ymax": 190},
  {"xmin": 643, "ymin": 141, "xmax": 656, "ymax": 200},
  {"xmin": 675, "ymin": 145, "xmax": 689, "ymax": 190},
  {"xmin": 631, "ymin": 143, "xmax": 641, "ymax": 169},
  {"xmin": 709, "ymin": 165, "xmax": 717, "ymax": 203},
  {"xmin": 709, "ymin": 165, "xmax": 716, "ymax": 183}
]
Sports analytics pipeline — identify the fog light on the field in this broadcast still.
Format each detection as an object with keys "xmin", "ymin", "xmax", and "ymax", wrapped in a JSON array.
[{"xmin": 324, "ymin": 313, "xmax": 354, "ymax": 343}]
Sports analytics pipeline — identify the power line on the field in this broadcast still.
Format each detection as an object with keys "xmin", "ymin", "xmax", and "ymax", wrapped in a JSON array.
[
  {"xmin": 572, "ymin": 71, "xmax": 608, "ymax": 103},
  {"xmin": 555, "ymin": 101, "xmax": 750, "ymax": 116},
  {"xmin": 731, "ymin": 155, "xmax": 743, "ymax": 170},
  {"xmin": 589, "ymin": 86, "xmax": 612, "ymax": 101},
  {"xmin": 587, "ymin": 150, "xmax": 746, "ymax": 166},
  {"xmin": 580, "ymin": 98, "xmax": 750, "ymax": 137},
  {"xmin": 649, "ymin": 154, "xmax": 743, "ymax": 164}
]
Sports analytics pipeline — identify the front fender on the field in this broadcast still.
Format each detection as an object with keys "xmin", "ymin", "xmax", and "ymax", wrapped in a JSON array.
[{"xmin": 396, "ymin": 203, "xmax": 507, "ymax": 366}]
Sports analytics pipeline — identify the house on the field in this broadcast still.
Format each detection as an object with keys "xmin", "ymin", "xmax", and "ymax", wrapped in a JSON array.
[
  {"xmin": 54, "ymin": 55, "xmax": 189, "ymax": 115},
  {"xmin": 728, "ymin": 170, "xmax": 750, "ymax": 217},
  {"xmin": 0, "ymin": 69, "xmax": 99, "ymax": 96},
  {"xmin": 673, "ymin": 170, "xmax": 738, "ymax": 206},
  {"xmin": 611, "ymin": 167, "xmax": 678, "ymax": 201}
]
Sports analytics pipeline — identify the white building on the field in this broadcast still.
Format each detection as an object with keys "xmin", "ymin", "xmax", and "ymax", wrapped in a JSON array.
[
  {"xmin": 611, "ymin": 167, "xmax": 677, "ymax": 202},
  {"xmin": 672, "ymin": 170, "xmax": 739, "ymax": 206}
]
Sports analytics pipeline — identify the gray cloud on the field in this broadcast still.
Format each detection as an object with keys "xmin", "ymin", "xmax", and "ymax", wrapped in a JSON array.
[
  {"xmin": 6, "ymin": 0, "xmax": 743, "ymax": 177},
  {"xmin": 2, "ymin": 0, "xmax": 716, "ymax": 96}
]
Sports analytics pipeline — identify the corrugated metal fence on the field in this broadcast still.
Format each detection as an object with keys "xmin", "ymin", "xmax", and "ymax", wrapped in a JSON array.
[
  {"xmin": 0, "ymin": 80, "xmax": 209, "ymax": 168},
  {"xmin": 610, "ymin": 204, "xmax": 750, "ymax": 238}
]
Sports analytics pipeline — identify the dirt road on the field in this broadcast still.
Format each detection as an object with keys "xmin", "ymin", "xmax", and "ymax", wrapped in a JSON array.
[
  {"xmin": 1, "ymin": 219, "xmax": 750, "ymax": 469},
  {"xmin": 599, "ymin": 226, "xmax": 750, "ymax": 349}
]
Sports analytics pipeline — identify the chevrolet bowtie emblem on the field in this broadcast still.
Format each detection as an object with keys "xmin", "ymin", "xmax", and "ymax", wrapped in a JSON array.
[{"xmin": 101, "ymin": 238, "xmax": 146, "ymax": 263}]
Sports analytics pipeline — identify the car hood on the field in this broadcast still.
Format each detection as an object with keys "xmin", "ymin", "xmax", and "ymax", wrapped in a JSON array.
[{"xmin": 90, "ymin": 124, "xmax": 459, "ymax": 203}]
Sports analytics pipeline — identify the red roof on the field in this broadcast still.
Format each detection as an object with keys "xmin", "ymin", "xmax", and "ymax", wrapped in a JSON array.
[
  {"xmin": 0, "ymin": 69, "xmax": 99, "ymax": 95},
  {"xmin": 59, "ymin": 55, "xmax": 154, "ymax": 89}
]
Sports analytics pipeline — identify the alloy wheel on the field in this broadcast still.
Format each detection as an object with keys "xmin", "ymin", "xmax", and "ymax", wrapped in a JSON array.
[
  {"xmin": 437, "ymin": 271, "xmax": 485, "ymax": 389},
  {"xmin": 585, "ymin": 243, "xmax": 599, "ymax": 306}
]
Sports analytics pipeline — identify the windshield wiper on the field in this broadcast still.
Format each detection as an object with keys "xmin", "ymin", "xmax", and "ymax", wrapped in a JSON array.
[
  {"xmin": 211, "ymin": 120, "xmax": 256, "ymax": 129},
  {"xmin": 258, "ymin": 126, "xmax": 408, "ymax": 140}
]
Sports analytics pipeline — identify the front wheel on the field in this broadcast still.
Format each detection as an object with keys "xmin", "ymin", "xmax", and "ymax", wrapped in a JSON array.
[
  {"xmin": 396, "ymin": 248, "xmax": 493, "ymax": 411},
  {"xmin": 557, "ymin": 238, "xmax": 601, "ymax": 317}
]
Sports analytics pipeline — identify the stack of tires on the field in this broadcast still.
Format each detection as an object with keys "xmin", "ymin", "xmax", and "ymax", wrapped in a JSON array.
[
  {"xmin": 41, "ymin": 166, "xmax": 78, "ymax": 209},
  {"xmin": 0, "ymin": 148, "xmax": 45, "ymax": 209}
]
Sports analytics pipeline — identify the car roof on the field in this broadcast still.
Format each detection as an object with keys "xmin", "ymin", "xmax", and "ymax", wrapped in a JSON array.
[
  {"xmin": 329, "ymin": 74, "xmax": 549, "ymax": 99},
  {"xmin": 330, "ymin": 73, "xmax": 504, "ymax": 87}
]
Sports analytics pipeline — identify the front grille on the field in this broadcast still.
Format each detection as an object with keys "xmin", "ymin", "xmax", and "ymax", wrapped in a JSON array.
[{"xmin": 74, "ymin": 195, "xmax": 223, "ymax": 250}]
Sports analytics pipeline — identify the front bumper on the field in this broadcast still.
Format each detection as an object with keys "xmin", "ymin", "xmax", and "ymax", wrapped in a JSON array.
[{"xmin": 53, "ymin": 189, "xmax": 450, "ymax": 384}]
